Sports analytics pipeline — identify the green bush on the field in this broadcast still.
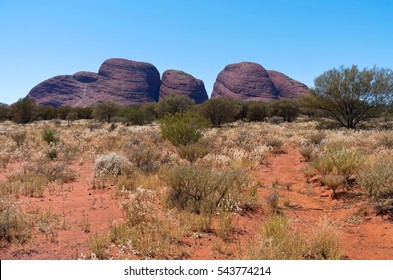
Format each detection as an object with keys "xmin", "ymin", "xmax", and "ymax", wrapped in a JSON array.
[
  {"xmin": 159, "ymin": 111, "xmax": 209, "ymax": 146},
  {"xmin": 247, "ymin": 101, "xmax": 268, "ymax": 122},
  {"xmin": 157, "ymin": 94, "xmax": 196, "ymax": 117},
  {"xmin": 41, "ymin": 129, "xmax": 59, "ymax": 144},
  {"xmin": 199, "ymin": 98, "xmax": 237, "ymax": 127}
]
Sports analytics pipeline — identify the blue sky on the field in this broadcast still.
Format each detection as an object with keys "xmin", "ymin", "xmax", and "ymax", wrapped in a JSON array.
[{"xmin": 1, "ymin": 0, "xmax": 392, "ymax": 105}]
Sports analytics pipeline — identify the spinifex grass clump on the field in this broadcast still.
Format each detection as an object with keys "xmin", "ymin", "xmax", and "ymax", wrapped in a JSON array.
[
  {"xmin": 0, "ymin": 198, "xmax": 33, "ymax": 245},
  {"xmin": 243, "ymin": 215, "xmax": 342, "ymax": 260},
  {"xmin": 163, "ymin": 166, "xmax": 247, "ymax": 214},
  {"xmin": 357, "ymin": 156, "xmax": 393, "ymax": 215}
]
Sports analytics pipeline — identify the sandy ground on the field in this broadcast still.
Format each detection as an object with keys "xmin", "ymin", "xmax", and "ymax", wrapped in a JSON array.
[{"xmin": 1, "ymin": 146, "xmax": 392, "ymax": 259}]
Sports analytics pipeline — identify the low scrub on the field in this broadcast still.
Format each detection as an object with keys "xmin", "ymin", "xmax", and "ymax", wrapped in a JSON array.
[
  {"xmin": 243, "ymin": 215, "xmax": 342, "ymax": 260},
  {"xmin": 163, "ymin": 166, "xmax": 248, "ymax": 214},
  {"xmin": 0, "ymin": 198, "xmax": 33, "ymax": 245},
  {"xmin": 357, "ymin": 156, "xmax": 393, "ymax": 215},
  {"xmin": 176, "ymin": 142, "xmax": 210, "ymax": 163}
]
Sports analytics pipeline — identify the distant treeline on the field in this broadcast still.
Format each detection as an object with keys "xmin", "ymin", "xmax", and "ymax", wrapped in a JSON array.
[{"xmin": 1, "ymin": 93, "xmax": 392, "ymax": 129}]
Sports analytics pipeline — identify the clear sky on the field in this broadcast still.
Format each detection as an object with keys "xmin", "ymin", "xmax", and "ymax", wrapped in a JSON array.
[{"xmin": 1, "ymin": 0, "xmax": 392, "ymax": 105}]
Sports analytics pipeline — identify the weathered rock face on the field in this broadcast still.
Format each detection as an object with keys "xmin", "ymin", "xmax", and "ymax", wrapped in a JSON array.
[
  {"xmin": 211, "ymin": 62, "xmax": 310, "ymax": 101},
  {"xmin": 27, "ymin": 58, "xmax": 161, "ymax": 107},
  {"xmin": 267, "ymin": 70, "xmax": 310, "ymax": 99},
  {"xmin": 159, "ymin": 70, "xmax": 208, "ymax": 104},
  {"xmin": 211, "ymin": 62, "xmax": 279, "ymax": 101}
]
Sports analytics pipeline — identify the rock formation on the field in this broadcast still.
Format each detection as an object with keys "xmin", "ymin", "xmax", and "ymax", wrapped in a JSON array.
[
  {"xmin": 211, "ymin": 62, "xmax": 279, "ymax": 101},
  {"xmin": 27, "ymin": 58, "xmax": 161, "ymax": 107},
  {"xmin": 267, "ymin": 70, "xmax": 310, "ymax": 99},
  {"xmin": 159, "ymin": 70, "xmax": 208, "ymax": 104},
  {"xmin": 211, "ymin": 62, "xmax": 310, "ymax": 101}
]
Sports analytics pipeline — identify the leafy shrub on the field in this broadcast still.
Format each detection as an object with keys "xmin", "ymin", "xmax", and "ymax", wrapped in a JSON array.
[
  {"xmin": 270, "ymin": 100, "xmax": 300, "ymax": 122},
  {"xmin": 41, "ymin": 129, "xmax": 59, "ymax": 144},
  {"xmin": 163, "ymin": 166, "xmax": 247, "ymax": 214},
  {"xmin": 159, "ymin": 111, "xmax": 209, "ymax": 146},
  {"xmin": 176, "ymin": 142, "xmax": 210, "ymax": 163}
]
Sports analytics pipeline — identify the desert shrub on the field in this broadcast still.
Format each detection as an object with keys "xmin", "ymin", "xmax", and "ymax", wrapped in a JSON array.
[
  {"xmin": 120, "ymin": 187, "xmax": 155, "ymax": 226},
  {"xmin": 41, "ymin": 129, "xmax": 59, "ymax": 144},
  {"xmin": 306, "ymin": 218, "xmax": 343, "ymax": 260},
  {"xmin": 94, "ymin": 153, "xmax": 126, "ymax": 178},
  {"xmin": 265, "ymin": 138, "xmax": 284, "ymax": 153},
  {"xmin": 23, "ymin": 162, "xmax": 77, "ymax": 184},
  {"xmin": 311, "ymin": 148, "xmax": 363, "ymax": 179},
  {"xmin": 0, "ymin": 198, "xmax": 33, "ymax": 244},
  {"xmin": 159, "ymin": 111, "xmax": 209, "ymax": 146},
  {"xmin": 5, "ymin": 174, "xmax": 49, "ymax": 198},
  {"xmin": 357, "ymin": 156, "xmax": 393, "ymax": 214},
  {"xmin": 10, "ymin": 131, "xmax": 26, "ymax": 148},
  {"xmin": 128, "ymin": 146, "xmax": 160, "ymax": 173},
  {"xmin": 266, "ymin": 191, "xmax": 280, "ymax": 213},
  {"xmin": 163, "ymin": 166, "xmax": 247, "ymax": 214},
  {"xmin": 118, "ymin": 106, "xmax": 154, "ymax": 125},
  {"xmin": 320, "ymin": 174, "xmax": 345, "ymax": 198},
  {"xmin": 176, "ymin": 142, "xmax": 210, "ymax": 163},
  {"xmin": 87, "ymin": 232, "xmax": 109, "ymax": 260},
  {"xmin": 299, "ymin": 145, "xmax": 315, "ymax": 161},
  {"xmin": 306, "ymin": 131, "xmax": 326, "ymax": 145},
  {"xmin": 378, "ymin": 135, "xmax": 393, "ymax": 149},
  {"xmin": 244, "ymin": 215, "xmax": 342, "ymax": 260}
]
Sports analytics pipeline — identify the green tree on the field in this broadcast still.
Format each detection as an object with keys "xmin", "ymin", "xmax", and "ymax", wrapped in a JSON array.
[
  {"xmin": 10, "ymin": 97, "xmax": 37, "ymax": 124},
  {"xmin": 199, "ymin": 98, "xmax": 237, "ymax": 127},
  {"xmin": 157, "ymin": 94, "xmax": 196, "ymax": 117},
  {"xmin": 0, "ymin": 103, "xmax": 10, "ymax": 121},
  {"xmin": 306, "ymin": 65, "xmax": 393, "ymax": 129},
  {"xmin": 92, "ymin": 101, "xmax": 120, "ymax": 123},
  {"xmin": 247, "ymin": 101, "xmax": 268, "ymax": 122},
  {"xmin": 271, "ymin": 99, "xmax": 300, "ymax": 122}
]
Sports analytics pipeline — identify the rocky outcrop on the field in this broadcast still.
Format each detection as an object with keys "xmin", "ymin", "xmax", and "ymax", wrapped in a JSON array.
[
  {"xmin": 27, "ymin": 58, "xmax": 161, "ymax": 107},
  {"xmin": 211, "ymin": 62, "xmax": 279, "ymax": 101},
  {"xmin": 267, "ymin": 70, "xmax": 310, "ymax": 99},
  {"xmin": 211, "ymin": 62, "xmax": 310, "ymax": 101},
  {"xmin": 159, "ymin": 70, "xmax": 208, "ymax": 104}
]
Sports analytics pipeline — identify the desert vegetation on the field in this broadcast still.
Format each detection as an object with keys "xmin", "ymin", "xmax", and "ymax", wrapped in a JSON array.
[{"xmin": 1, "ymin": 65, "xmax": 393, "ymax": 260}]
